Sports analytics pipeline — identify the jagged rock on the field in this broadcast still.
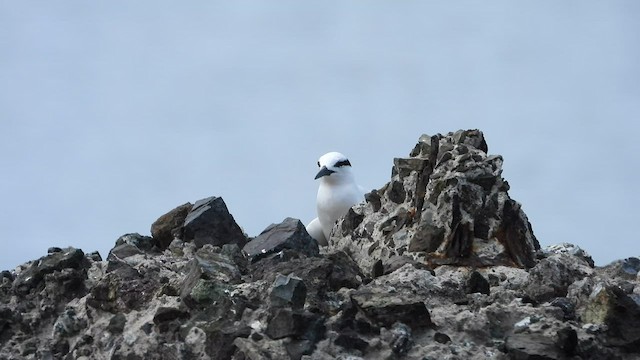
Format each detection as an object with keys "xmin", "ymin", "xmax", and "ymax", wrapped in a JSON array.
[
  {"xmin": 582, "ymin": 284, "xmax": 640, "ymax": 351},
  {"xmin": 179, "ymin": 245, "xmax": 241, "ymax": 308},
  {"xmin": 2, "ymin": 130, "xmax": 639, "ymax": 360},
  {"xmin": 182, "ymin": 196, "xmax": 246, "ymax": 249},
  {"xmin": 233, "ymin": 337, "xmax": 289, "ymax": 360},
  {"xmin": 12, "ymin": 247, "xmax": 88, "ymax": 296},
  {"xmin": 243, "ymin": 217, "xmax": 319, "ymax": 263},
  {"xmin": 351, "ymin": 287, "xmax": 432, "ymax": 329},
  {"xmin": 599, "ymin": 257, "xmax": 640, "ymax": 280},
  {"xmin": 434, "ymin": 332, "xmax": 451, "ymax": 344},
  {"xmin": 544, "ymin": 243, "xmax": 595, "ymax": 267},
  {"xmin": 250, "ymin": 251, "xmax": 363, "ymax": 312},
  {"xmin": 330, "ymin": 130, "xmax": 540, "ymax": 276},
  {"xmin": 107, "ymin": 313, "xmax": 126, "ymax": 334},
  {"xmin": 466, "ymin": 270, "xmax": 490, "ymax": 295},
  {"xmin": 204, "ymin": 323, "xmax": 251, "ymax": 360},
  {"xmin": 270, "ymin": 274, "xmax": 307, "ymax": 310},
  {"xmin": 265, "ymin": 308, "xmax": 324, "ymax": 341},
  {"xmin": 114, "ymin": 233, "xmax": 157, "ymax": 252},
  {"xmin": 387, "ymin": 322, "xmax": 413, "ymax": 355},
  {"xmin": 334, "ymin": 331, "xmax": 369, "ymax": 352},
  {"xmin": 525, "ymin": 253, "xmax": 593, "ymax": 303},
  {"xmin": 505, "ymin": 333, "xmax": 564, "ymax": 360},
  {"xmin": 151, "ymin": 202, "xmax": 193, "ymax": 249}
]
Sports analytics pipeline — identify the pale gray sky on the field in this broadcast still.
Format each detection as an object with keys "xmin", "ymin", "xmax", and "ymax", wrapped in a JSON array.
[{"xmin": 1, "ymin": 1, "xmax": 639, "ymax": 270}]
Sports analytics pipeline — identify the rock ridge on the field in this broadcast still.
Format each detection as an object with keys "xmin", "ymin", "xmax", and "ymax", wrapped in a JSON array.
[{"xmin": 1, "ymin": 130, "xmax": 639, "ymax": 360}]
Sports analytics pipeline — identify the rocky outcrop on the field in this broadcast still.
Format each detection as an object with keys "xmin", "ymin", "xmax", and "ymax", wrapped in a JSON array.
[
  {"xmin": 329, "ymin": 129, "xmax": 540, "ymax": 277},
  {"xmin": 1, "ymin": 130, "xmax": 638, "ymax": 360}
]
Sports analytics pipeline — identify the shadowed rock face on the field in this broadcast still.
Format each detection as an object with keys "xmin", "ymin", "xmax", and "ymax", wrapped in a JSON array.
[
  {"xmin": 1, "ymin": 130, "xmax": 638, "ymax": 360},
  {"xmin": 330, "ymin": 130, "xmax": 540, "ymax": 276}
]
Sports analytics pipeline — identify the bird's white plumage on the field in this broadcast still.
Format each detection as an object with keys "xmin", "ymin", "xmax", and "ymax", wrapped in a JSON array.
[{"xmin": 306, "ymin": 152, "xmax": 364, "ymax": 246}]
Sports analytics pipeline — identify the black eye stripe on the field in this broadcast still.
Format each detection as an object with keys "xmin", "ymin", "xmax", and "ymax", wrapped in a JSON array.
[
  {"xmin": 335, "ymin": 159, "xmax": 351, "ymax": 167},
  {"xmin": 317, "ymin": 161, "xmax": 320, "ymax": 167}
]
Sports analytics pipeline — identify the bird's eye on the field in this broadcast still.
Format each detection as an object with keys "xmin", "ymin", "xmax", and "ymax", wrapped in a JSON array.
[
  {"xmin": 317, "ymin": 161, "xmax": 320, "ymax": 167},
  {"xmin": 335, "ymin": 159, "xmax": 351, "ymax": 167}
]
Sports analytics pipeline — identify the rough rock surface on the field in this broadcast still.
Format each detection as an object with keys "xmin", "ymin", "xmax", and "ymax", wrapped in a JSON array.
[
  {"xmin": 329, "ymin": 129, "xmax": 540, "ymax": 277},
  {"xmin": 1, "ymin": 130, "xmax": 638, "ymax": 360}
]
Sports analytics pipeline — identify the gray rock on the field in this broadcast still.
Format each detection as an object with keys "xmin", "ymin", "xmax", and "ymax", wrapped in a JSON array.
[
  {"xmin": 12, "ymin": 247, "xmax": 88, "ymax": 296},
  {"xmin": 330, "ymin": 130, "xmax": 540, "ymax": 276},
  {"xmin": 114, "ymin": 232, "xmax": 157, "ymax": 252},
  {"xmin": 505, "ymin": 333, "xmax": 563, "ymax": 360},
  {"xmin": 525, "ymin": 253, "xmax": 593, "ymax": 303},
  {"xmin": 388, "ymin": 322, "xmax": 413, "ymax": 355},
  {"xmin": 351, "ymin": 288, "xmax": 432, "ymax": 329},
  {"xmin": 3, "ymin": 130, "xmax": 640, "ymax": 360},
  {"xmin": 270, "ymin": 274, "xmax": 307, "ymax": 310},
  {"xmin": 182, "ymin": 196, "xmax": 246, "ymax": 249},
  {"xmin": 243, "ymin": 217, "xmax": 319, "ymax": 263},
  {"xmin": 582, "ymin": 284, "xmax": 640, "ymax": 351},
  {"xmin": 179, "ymin": 247, "xmax": 241, "ymax": 308},
  {"xmin": 107, "ymin": 313, "xmax": 126, "ymax": 334},
  {"xmin": 265, "ymin": 308, "xmax": 324, "ymax": 342}
]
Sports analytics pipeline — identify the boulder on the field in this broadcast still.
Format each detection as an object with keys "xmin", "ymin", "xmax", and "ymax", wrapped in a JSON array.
[
  {"xmin": 182, "ymin": 196, "xmax": 246, "ymax": 249},
  {"xmin": 242, "ymin": 217, "xmax": 319, "ymax": 263},
  {"xmin": 150, "ymin": 202, "xmax": 192, "ymax": 249}
]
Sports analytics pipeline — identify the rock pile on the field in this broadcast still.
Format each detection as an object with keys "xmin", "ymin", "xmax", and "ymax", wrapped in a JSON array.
[{"xmin": 1, "ymin": 130, "xmax": 639, "ymax": 360}]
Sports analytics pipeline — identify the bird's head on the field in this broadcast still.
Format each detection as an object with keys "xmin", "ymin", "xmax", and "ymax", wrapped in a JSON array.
[{"xmin": 314, "ymin": 152, "xmax": 354, "ymax": 181}]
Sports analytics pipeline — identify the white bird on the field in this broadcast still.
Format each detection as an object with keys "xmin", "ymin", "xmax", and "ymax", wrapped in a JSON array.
[{"xmin": 306, "ymin": 152, "xmax": 364, "ymax": 246}]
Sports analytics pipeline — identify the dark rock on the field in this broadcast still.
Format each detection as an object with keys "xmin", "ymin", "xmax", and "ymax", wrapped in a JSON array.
[
  {"xmin": 13, "ymin": 247, "xmax": 87, "ymax": 296},
  {"xmin": 153, "ymin": 306, "xmax": 190, "ymax": 333},
  {"xmin": 151, "ymin": 202, "xmax": 192, "ymax": 249},
  {"xmin": 525, "ymin": 253, "xmax": 592, "ymax": 303},
  {"xmin": 182, "ymin": 196, "xmax": 246, "ymax": 249},
  {"xmin": 389, "ymin": 322, "xmax": 413, "ymax": 355},
  {"xmin": 550, "ymin": 297, "xmax": 575, "ymax": 320},
  {"xmin": 335, "ymin": 332, "xmax": 369, "ymax": 351},
  {"xmin": 179, "ymin": 251, "xmax": 240, "ymax": 309},
  {"xmin": 270, "ymin": 274, "xmax": 306, "ymax": 310},
  {"xmin": 371, "ymin": 259, "xmax": 384, "ymax": 278},
  {"xmin": 107, "ymin": 313, "xmax": 126, "ymax": 334},
  {"xmin": 383, "ymin": 255, "xmax": 434, "ymax": 275},
  {"xmin": 583, "ymin": 285, "xmax": 640, "ymax": 351},
  {"xmin": 4, "ymin": 130, "xmax": 640, "ymax": 360},
  {"xmin": 202, "ymin": 322, "xmax": 251, "ymax": 360},
  {"xmin": 351, "ymin": 289, "xmax": 432, "ymax": 329},
  {"xmin": 86, "ymin": 251, "xmax": 102, "ymax": 261},
  {"xmin": 286, "ymin": 339, "xmax": 315, "ymax": 360},
  {"xmin": 107, "ymin": 243, "xmax": 143, "ymax": 260},
  {"xmin": 434, "ymin": 332, "xmax": 451, "ymax": 344},
  {"xmin": 505, "ymin": 333, "xmax": 562, "ymax": 360},
  {"xmin": 466, "ymin": 270, "xmax": 490, "ymax": 295},
  {"xmin": 556, "ymin": 327, "xmax": 577, "ymax": 356},
  {"xmin": 153, "ymin": 306, "xmax": 190, "ymax": 325},
  {"xmin": 331, "ymin": 130, "xmax": 540, "ymax": 277},
  {"xmin": 250, "ymin": 252, "xmax": 362, "ymax": 313},
  {"xmin": 88, "ymin": 261, "xmax": 160, "ymax": 313},
  {"xmin": 114, "ymin": 233, "xmax": 157, "ymax": 252},
  {"xmin": 243, "ymin": 217, "xmax": 319, "ymax": 263},
  {"xmin": 600, "ymin": 257, "xmax": 640, "ymax": 281},
  {"xmin": 233, "ymin": 337, "xmax": 289, "ymax": 360},
  {"xmin": 48, "ymin": 247, "xmax": 63, "ymax": 254},
  {"xmin": 265, "ymin": 308, "xmax": 306, "ymax": 339}
]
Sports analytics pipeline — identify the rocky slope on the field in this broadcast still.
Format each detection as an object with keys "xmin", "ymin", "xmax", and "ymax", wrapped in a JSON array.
[{"xmin": 1, "ymin": 130, "xmax": 639, "ymax": 360}]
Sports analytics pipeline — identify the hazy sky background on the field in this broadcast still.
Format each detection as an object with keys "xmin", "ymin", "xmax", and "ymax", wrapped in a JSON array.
[{"xmin": 1, "ymin": 2, "xmax": 638, "ymax": 270}]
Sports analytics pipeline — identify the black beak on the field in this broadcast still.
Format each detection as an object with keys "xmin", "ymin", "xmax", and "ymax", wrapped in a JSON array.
[{"xmin": 315, "ymin": 166, "xmax": 335, "ymax": 179}]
